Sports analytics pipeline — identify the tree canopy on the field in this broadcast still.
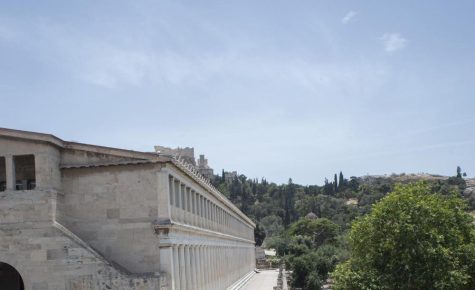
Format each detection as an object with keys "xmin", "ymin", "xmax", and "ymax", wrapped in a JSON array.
[{"xmin": 332, "ymin": 182, "xmax": 475, "ymax": 290}]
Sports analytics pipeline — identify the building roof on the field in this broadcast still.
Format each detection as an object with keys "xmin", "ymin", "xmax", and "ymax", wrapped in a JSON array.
[{"xmin": 0, "ymin": 127, "xmax": 160, "ymax": 160}]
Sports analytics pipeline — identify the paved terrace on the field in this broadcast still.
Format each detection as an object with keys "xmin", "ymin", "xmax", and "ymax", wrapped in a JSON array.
[{"xmin": 240, "ymin": 270, "xmax": 280, "ymax": 290}]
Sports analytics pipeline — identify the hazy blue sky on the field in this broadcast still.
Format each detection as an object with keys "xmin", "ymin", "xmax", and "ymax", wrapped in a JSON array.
[{"xmin": 1, "ymin": 1, "xmax": 474, "ymax": 184}]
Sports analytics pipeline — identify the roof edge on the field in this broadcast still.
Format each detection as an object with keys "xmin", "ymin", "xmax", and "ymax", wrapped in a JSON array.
[
  {"xmin": 0, "ymin": 127, "xmax": 64, "ymax": 147},
  {"xmin": 0, "ymin": 127, "xmax": 159, "ymax": 160}
]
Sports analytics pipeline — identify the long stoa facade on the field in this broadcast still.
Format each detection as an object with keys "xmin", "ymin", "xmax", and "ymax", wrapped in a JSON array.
[{"xmin": 0, "ymin": 128, "xmax": 255, "ymax": 290}]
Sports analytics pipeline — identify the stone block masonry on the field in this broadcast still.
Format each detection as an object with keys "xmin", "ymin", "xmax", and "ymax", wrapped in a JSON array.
[{"xmin": 0, "ymin": 127, "xmax": 256, "ymax": 290}]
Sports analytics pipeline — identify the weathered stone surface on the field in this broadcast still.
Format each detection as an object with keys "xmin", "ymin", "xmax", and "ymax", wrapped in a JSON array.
[{"xmin": 0, "ymin": 128, "xmax": 255, "ymax": 290}]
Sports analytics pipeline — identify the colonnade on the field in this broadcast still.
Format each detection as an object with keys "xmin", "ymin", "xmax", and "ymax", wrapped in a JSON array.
[
  {"xmin": 168, "ymin": 175, "xmax": 254, "ymax": 240},
  {"xmin": 161, "ymin": 171, "xmax": 256, "ymax": 290},
  {"xmin": 170, "ymin": 244, "xmax": 254, "ymax": 290}
]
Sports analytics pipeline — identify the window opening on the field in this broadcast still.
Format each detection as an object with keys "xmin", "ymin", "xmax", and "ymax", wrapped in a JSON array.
[{"xmin": 14, "ymin": 155, "xmax": 35, "ymax": 190}]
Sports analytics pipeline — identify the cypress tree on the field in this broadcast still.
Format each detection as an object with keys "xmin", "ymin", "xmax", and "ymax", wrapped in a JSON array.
[
  {"xmin": 334, "ymin": 173, "xmax": 338, "ymax": 193},
  {"xmin": 339, "ymin": 171, "xmax": 344, "ymax": 187}
]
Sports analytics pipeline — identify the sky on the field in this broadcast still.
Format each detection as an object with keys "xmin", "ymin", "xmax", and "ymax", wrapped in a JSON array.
[{"xmin": 1, "ymin": 1, "xmax": 474, "ymax": 185}]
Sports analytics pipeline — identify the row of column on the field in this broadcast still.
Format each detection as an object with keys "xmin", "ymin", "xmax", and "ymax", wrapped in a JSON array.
[
  {"xmin": 170, "ymin": 244, "xmax": 255, "ymax": 290},
  {"xmin": 168, "ymin": 175, "xmax": 253, "ymax": 240}
]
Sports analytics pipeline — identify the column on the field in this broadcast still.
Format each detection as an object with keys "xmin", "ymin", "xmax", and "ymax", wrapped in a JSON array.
[
  {"xmin": 175, "ymin": 181, "xmax": 181, "ymax": 223},
  {"xmin": 210, "ymin": 246, "xmax": 215, "ymax": 290},
  {"xmin": 191, "ymin": 246, "xmax": 199, "ymax": 290},
  {"xmin": 159, "ymin": 246, "xmax": 175, "ymax": 290},
  {"xmin": 185, "ymin": 245, "xmax": 192, "ymax": 290},
  {"xmin": 187, "ymin": 189, "xmax": 192, "ymax": 224},
  {"xmin": 169, "ymin": 176, "xmax": 175, "ymax": 207},
  {"xmin": 179, "ymin": 245, "xmax": 186, "ymax": 290},
  {"xmin": 173, "ymin": 246, "xmax": 181, "ymax": 290},
  {"xmin": 204, "ymin": 199, "xmax": 208, "ymax": 229},
  {"xmin": 168, "ymin": 176, "xmax": 176, "ymax": 222},
  {"xmin": 220, "ymin": 247, "xmax": 224, "ymax": 290},
  {"xmin": 191, "ymin": 191, "xmax": 196, "ymax": 227},
  {"xmin": 201, "ymin": 246, "xmax": 207, "ymax": 290},
  {"xmin": 217, "ymin": 247, "xmax": 222, "ymax": 290},
  {"xmin": 214, "ymin": 247, "xmax": 218, "ymax": 290},
  {"xmin": 5, "ymin": 155, "xmax": 15, "ymax": 191},
  {"xmin": 207, "ymin": 246, "xmax": 212, "ymax": 289},
  {"xmin": 214, "ymin": 205, "xmax": 217, "ymax": 231},
  {"xmin": 211, "ymin": 204, "xmax": 215, "ymax": 231},
  {"xmin": 226, "ymin": 246, "xmax": 232, "ymax": 287},
  {"xmin": 214, "ymin": 247, "xmax": 219, "ymax": 290},
  {"xmin": 199, "ymin": 196, "xmax": 203, "ymax": 228},
  {"xmin": 181, "ymin": 184, "xmax": 186, "ymax": 224}
]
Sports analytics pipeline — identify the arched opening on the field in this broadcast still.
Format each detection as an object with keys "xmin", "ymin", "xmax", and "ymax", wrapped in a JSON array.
[{"xmin": 0, "ymin": 262, "xmax": 24, "ymax": 290}]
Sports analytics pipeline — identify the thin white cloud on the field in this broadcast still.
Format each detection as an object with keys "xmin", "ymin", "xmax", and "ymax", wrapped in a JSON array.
[
  {"xmin": 5, "ymin": 16, "xmax": 388, "ymax": 96},
  {"xmin": 381, "ymin": 33, "xmax": 407, "ymax": 52},
  {"xmin": 82, "ymin": 47, "xmax": 388, "ymax": 93},
  {"xmin": 341, "ymin": 11, "xmax": 358, "ymax": 24}
]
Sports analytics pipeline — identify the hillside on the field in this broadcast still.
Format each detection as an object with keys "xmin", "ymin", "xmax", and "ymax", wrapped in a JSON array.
[
  {"xmin": 211, "ymin": 171, "xmax": 473, "ymax": 236},
  {"xmin": 210, "ymin": 171, "xmax": 474, "ymax": 289}
]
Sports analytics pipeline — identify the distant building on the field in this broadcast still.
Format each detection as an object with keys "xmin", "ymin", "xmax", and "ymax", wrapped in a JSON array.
[
  {"xmin": 197, "ymin": 154, "xmax": 214, "ymax": 180},
  {"xmin": 154, "ymin": 146, "xmax": 215, "ymax": 181},
  {"xmin": 154, "ymin": 145, "xmax": 196, "ymax": 166},
  {"xmin": 224, "ymin": 171, "xmax": 238, "ymax": 183}
]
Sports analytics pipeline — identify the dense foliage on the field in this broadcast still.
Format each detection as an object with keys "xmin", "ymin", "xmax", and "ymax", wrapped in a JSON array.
[
  {"xmin": 332, "ymin": 182, "xmax": 475, "ymax": 290},
  {"xmin": 211, "ymin": 169, "xmax": 473, "ymax": 289}
]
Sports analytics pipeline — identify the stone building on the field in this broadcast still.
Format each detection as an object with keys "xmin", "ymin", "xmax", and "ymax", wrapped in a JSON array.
[
  {"xmin": 153, "ymin": 146, "xmax": 215, "ymax": 181},
  {"xmin": 223, "ymin": 171, "xmax": 238, "ymax": 184},
  {"xmin": 154, "ymin": 146, "xmax": 196, "ymax": 166},
  {"xmin": 196, "ymin": 155, "xmax": 214, "ymax": 181},
  {"xmin": 0, "ymin": 128, "xmax": 256, "ymax": 290}
]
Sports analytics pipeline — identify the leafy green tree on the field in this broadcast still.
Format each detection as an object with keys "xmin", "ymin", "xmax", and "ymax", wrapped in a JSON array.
[
  {"xmin": 266, "ymin": 234, "xmax": 291, "ymax": 256},
  {"xmin": 323, "ymin": 178, "xmax": 334, "ymax": 195},
  {"xmin": 348, "ymin": 176, "xmax": 359, "ymax": 191},
  {"xmin": 260, "ymin": 215, "xmax": 284, "ymax": 238},
  {"xmin": 289, "ymin": 217, "xmax": 340, "ymax": 248},
  {"xmin": 332, "ymin": 182, "xmax": 475, "ymax": 290},
  {"xmin": 290, "ymin": 244, "xmax": 342, "ymax": 290},
  {"xmin": 457, "ymin": 166, "xmax": 463, "ymax": 178}
]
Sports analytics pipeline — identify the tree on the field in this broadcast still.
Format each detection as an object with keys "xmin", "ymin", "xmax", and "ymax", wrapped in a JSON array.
[
  {"xmin": 289, "ymin": 217, "xmax": 340, "ymax": 248},
  {"xmin": 334, "ymin": 174, "xmax": 338, "ymax": 193},
  {"xmin": 254, "ymin": 223, "xmax": 266, "ymax": 246},
  {"xmin": 323, "ymin": 178, "xmax": 334, "ymax": 195},
  {"xmin": 457, "ymin": 166, "xmax": 462, "ymax": 178},
  {"xmin": 290, "ymin": 244, "xmax": 342, "ymax": 290},
  {"xmin": 348, "ymin": 176, "xmax": 359, "ymax": 191},
  {"xmin": 332, "ymin": 182, "xmax": 475, "ymax": 290},
  {"xmin": 338, "ymin": 171, "xmax": 345, "ymax": 188},
  {"xmin": 260, "ymin": 215, "xmax": 284, "ymax": 238},
  {"xmin": 283, "ymin": 178, "xmax": 297, "ymax": 226}
]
